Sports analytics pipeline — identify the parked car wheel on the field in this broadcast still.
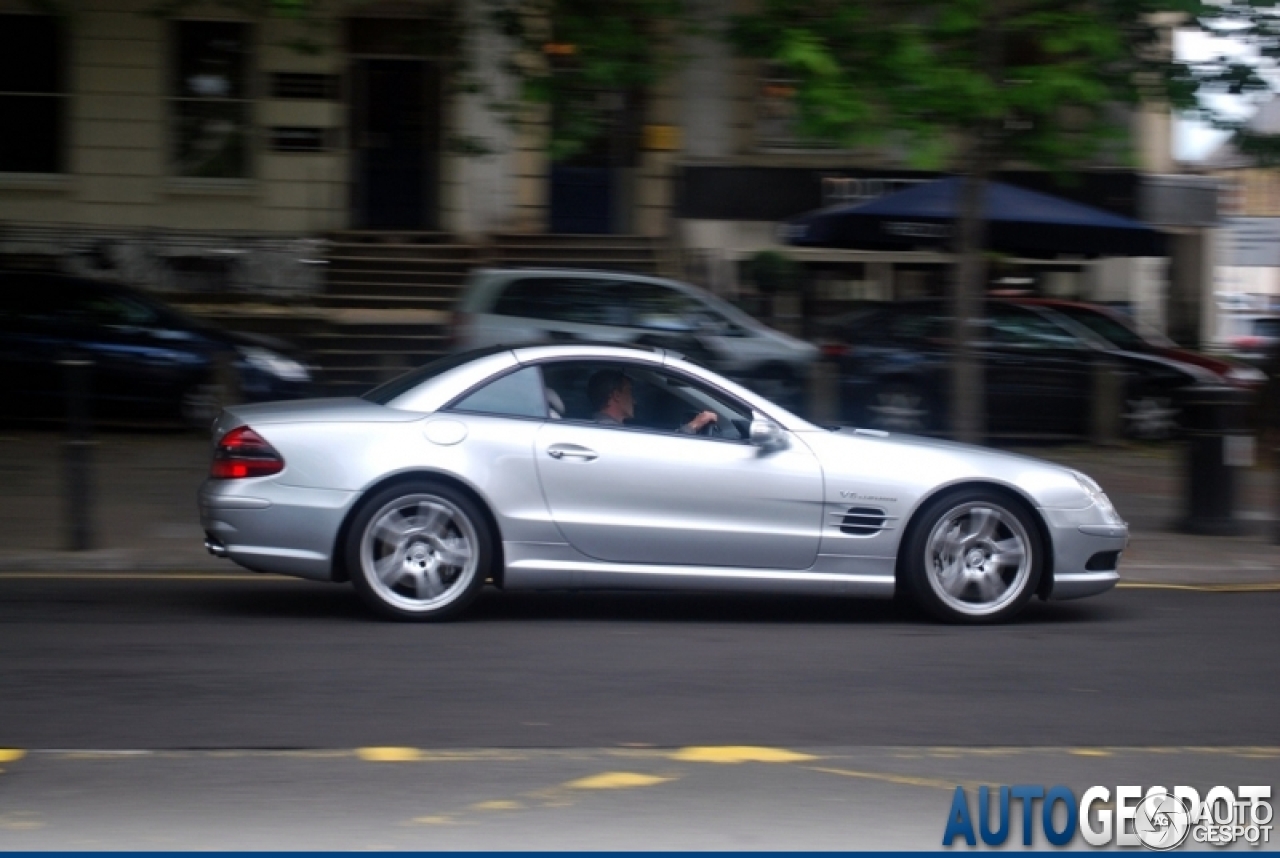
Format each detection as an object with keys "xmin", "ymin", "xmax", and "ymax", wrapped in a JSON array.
[
  {"xmin": 902, "ymin": 489, "xmax": 1043, "ymax": 624},
  {"xmin": 347, "ymin": 482, "xmax": 492, "ymax": 621},
  {"xmin": 867, "ymin": 384, "xmax": 933, "ymax": 433},
  {"xmin": 1124, "ymin": 390, "xmax": 1180, "ymax": 441}
]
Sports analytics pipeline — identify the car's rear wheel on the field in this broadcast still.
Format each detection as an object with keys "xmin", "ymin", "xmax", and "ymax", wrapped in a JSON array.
[
  {"xmin": 902, "ymin": 489, "xmax": 1042, "ymax": 624},
  {"xmin": 347, "ymin": 481, "xmax": 491, "ymax": 621}
]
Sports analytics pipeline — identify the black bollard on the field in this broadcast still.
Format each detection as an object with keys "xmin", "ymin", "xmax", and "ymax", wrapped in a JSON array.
[
  {"xmin": 1178, "ymin": 384, "xmax": 1252, "ymax": 536},
  {"xmin": 59, "ymin": 357, "xmax": 95, "ymax": 551}
]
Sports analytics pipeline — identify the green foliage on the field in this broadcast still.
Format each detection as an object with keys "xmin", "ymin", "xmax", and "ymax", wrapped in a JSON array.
[
  {"xmin": 746, "ymin": 250, "xmax": 801, "ymax": 296},
  {"xmin": 488, "ymin": 0, "xmax": 692, "ymax": 161},
  {"xmin": 730, "ymin": 0, "xmax": 1280, "ymax": 172}
]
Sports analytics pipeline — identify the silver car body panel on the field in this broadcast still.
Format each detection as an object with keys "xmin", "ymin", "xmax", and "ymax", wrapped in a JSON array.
[{"xmin": 199, "ymin": 345, "xmax": 1125, "ymax": 603}]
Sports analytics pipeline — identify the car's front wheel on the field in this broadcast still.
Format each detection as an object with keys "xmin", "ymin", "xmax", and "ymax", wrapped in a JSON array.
[
  {"xmin": 347, "ymin": 481, "xmax": 492, "ymax": 621},
  {"xmin": 901, "ymin": 489, "xmax": 1043, "ymax": 624}
]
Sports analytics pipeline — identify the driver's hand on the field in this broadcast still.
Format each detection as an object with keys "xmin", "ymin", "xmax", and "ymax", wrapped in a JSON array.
[{"xmin": 686, "ymin": 410, "xmax": 718, "ymax": 432}]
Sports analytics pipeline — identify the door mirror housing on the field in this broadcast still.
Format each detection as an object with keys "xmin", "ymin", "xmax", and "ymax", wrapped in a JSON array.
[{"xmin": 748, "ymin": 413, "xmax": 788, "ymax": 451}]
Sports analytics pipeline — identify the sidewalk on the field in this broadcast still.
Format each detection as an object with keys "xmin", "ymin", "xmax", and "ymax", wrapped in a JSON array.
[{"xmin": 0, "ymin": 430, "xmax": 1276, "ymax": 585}]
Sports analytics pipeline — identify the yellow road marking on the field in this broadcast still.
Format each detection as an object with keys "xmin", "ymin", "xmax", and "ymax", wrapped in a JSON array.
[
  {"xmin": 670, "ymin": 746, "xmax": 817, "ymax": 764},
  {"xmin": 471, "ymin": 800, "xmax": 523, "ymax": 810},
  {"xmin": 411, "ymin": 815, "xmax": 458, "ymax": 825},
  {"xmin": 564, "ymin": 772, "xmax": 674, "ymax": 790},
  {"xmin": 1117, "ymin": 582, "xmax": 1280, "ymax": 592},
  {"xmin": 0, "ymin": 750, "xmax": 24, "ymax": 763},
  {"xmin": 1069, "ymin": 749, "xmax": 1112, "ymax": 757},
  {"xmin": 357, "ymin": 747, "xmax": 422, "ymax": 762}
]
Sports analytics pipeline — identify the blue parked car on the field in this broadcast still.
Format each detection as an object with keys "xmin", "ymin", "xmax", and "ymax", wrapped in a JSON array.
[{"xmin": 0, "ymin": 268, "xmax": 315, "ymax": 427}]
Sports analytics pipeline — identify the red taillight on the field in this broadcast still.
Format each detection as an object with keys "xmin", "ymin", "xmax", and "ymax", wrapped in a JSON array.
[
  {"xmin": 820, "ymin": 342, "xmax": 850, "ymax": 358},
  {"xmin": 211, "ymin": 426, "xmax": 284, "ymax": 479}
]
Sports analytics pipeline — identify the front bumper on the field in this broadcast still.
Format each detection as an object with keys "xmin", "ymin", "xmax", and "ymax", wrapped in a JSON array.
[
  {"xmin": 198, "ymin": 478, "xmax": 355, "ymax": 581},
  {"xmin": 1040, "ymin": 504, "xmax": 1128, "ymax": 600}
]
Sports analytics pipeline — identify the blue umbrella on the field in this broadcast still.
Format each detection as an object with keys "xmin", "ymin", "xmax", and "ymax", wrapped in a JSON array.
[{"xmin": 784, "ymin": 176, "xmax": 1166, "ymax": 257}]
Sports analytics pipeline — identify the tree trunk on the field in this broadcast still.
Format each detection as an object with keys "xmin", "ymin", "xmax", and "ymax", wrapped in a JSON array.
[{"xmin": 949, "ymin": 167, "xmax": 991, "ymax": 444}]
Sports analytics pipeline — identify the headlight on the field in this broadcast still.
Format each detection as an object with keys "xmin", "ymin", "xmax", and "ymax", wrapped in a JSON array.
[
  {"xmin": 1071, "ymin": 470, "xmax": 1124, "ymax": 525},
  {"xmin": 1226, "ymin": 366, "xmax": 1267, "ymax": 386},
  {"xmin": 239, "ymin": 346, "xmax": 311, "ymax": 383}
]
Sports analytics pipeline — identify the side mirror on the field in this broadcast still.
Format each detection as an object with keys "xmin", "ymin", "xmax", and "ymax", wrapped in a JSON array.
[{"xmin": 748, "ymin": 413, "xmax": 789, "ymax": 452}]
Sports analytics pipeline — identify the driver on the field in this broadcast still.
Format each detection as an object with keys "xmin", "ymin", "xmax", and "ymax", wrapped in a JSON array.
[{"xmin": 587, "ymin": 368, "xmax": 717, "ymax": 435}]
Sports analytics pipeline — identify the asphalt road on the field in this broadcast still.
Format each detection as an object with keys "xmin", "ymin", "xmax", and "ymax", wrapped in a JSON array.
[
  {"xmin": 1, "ymin": 574, "xmax": 1277, "ymax": 750},
  {"xmin": 2, "ymin": 574, "xmax": 1278, "ymax": 849}
]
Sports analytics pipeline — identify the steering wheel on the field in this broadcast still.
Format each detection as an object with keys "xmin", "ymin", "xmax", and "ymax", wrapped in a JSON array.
[{"xmin": 684, "ymin": 410, "xmax": 721, "ymax": 437}]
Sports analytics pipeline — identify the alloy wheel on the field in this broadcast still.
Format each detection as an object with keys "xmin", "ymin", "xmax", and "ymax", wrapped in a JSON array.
[
  {"xmin": 359, "ymin": 493, "xmax": 480, "ymax": 614},
  {"xmin": 923, "ymin": 501, "xmax": 1033, "ymax": 618}
]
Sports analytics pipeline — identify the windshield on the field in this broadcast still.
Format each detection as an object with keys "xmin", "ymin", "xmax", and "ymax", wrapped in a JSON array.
[{"xmin": 1049, "ymin": 306, "xmax": 1172, "ymax": 351}]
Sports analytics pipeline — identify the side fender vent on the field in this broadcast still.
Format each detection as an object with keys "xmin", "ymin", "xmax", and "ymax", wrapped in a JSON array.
[{"xmin": 840, "ymin": 506, "xmax": 887, "ymax": 536}]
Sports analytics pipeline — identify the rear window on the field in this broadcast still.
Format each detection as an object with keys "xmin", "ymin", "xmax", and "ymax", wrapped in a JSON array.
[{"xmin": 362, "ymin": 347, "xmax": 510, "ymax": 405}]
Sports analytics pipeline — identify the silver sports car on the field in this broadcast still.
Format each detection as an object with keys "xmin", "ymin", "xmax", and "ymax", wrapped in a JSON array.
[{"xmin": 199, "ymin": 343, "xmax": 1126, "ymax": 623}]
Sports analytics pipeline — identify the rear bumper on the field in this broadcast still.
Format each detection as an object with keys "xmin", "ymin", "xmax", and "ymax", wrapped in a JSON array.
[{"xmin": 198, "ymin": 478, "xmax": 355, "ymax": 581}]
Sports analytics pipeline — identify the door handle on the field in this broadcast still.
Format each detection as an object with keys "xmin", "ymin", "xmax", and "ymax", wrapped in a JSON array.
[{"xmin": 547, "ymin": 444, "xmax": 597, "ymax": 461}]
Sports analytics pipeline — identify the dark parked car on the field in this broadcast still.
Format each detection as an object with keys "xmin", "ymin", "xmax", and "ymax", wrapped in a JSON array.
[
  {"xmin": 1011, "ymin": 297, "xmax": 1267, "ymax": 388},
  {"xmin": 822, "ymin": 298, "xmax": 1228, "ymax": 439},
  {"xmin": 0, "ymin": 269, "xmax": 315, "ymax": 426}
]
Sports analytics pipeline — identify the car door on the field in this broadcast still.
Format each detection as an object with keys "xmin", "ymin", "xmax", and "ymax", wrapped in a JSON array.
[
  {"xmin": 985, "ymin": 303, "xmax": 1092, "ymax": 436},
  {"xmin": 533, "ymin": 359, "xmax": 824, "ymax": 570}
]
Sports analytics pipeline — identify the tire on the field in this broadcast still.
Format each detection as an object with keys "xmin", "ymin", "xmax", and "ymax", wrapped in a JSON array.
[
  {"xmin": 901, "ymin": 488, "xmax": 1043, "ymax": 624},
  {"xmin": 346, "ymin": 481, "xmax": 492, "ymax": 621},
  {"xmin": 867, "ymin": 383, "xmax": 933, "ymax": 434},
  {"xmin": 1124, "ymin": 390, "xmax": 1180, "ymax": 441}
]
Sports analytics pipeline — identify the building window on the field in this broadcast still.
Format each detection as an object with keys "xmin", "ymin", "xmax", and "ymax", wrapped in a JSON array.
[
  {"xmin": 0, "ymin": 14, "xmax": 65, "ymax": 173},
  {"xmin": 171, "ymin": 21, "xmax": 253, "ymax": 179}
]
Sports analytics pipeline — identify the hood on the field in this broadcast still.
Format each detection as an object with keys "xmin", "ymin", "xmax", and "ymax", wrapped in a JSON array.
[
  {"xmin": 830, "ymin": 426, "xmax": 1051, "ymax": 468},
  {"xmin": 807, "ymin": 426, "xmax": 1093, "ymax": 510},
  {"xmin": 1150, "ymin": 346, "xmax": 1252, "ymax": 382}
]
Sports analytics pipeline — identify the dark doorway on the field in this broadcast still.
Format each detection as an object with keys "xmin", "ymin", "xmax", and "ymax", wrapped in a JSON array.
[
  {"xmin": 350, "ymin": 58, "xmax": 440, "ymax": 230},
  {"xmin": 549, "ymin": 166, "xmax": 613, "ymax": 234},
  {"xmin": 547, "ymin": 88, "xmax": 644, "ymax": 235}
]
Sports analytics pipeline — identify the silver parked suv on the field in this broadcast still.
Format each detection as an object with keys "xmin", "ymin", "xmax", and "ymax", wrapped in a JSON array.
[{"xmin": 450, "ymin": 268, "xmax": 818, "ymax": 409}]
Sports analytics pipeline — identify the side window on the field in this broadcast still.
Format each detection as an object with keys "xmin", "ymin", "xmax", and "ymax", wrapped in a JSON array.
[
  {"xmin": 449, "ymin": 366, "xmax": 548, "ymax": 419},
  {"xmin": 886, "ymin": 308, "xmax": 949, "ymax": 344},
  {"xmin": 628, "ymin": 282, "xmax": 705, "ymax": 331},
  {"xmin": 540, "ymin": 359, "xmax": 753, "ymax": 440},
  {"xmin": 492, "ymin": 278, "xmax": 628, "ymax": 326},
  {"xmin": 989, "ymin": 306, "xmax": 1083, "ymax": 350}
]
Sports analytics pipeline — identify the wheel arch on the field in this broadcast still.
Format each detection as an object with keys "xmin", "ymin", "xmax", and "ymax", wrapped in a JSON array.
[
  {"xmin": 330, "ymin": 469, "xmax": 506, "ymax": 588},
  {"xmin": 894, "ymin": 479, "xmax": 1055, "ymax": 600}
]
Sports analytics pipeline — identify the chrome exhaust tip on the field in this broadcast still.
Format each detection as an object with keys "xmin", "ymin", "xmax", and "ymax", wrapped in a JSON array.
[{"xmin": 204, "ymin": 536, "xmax": 229, "ymax": 558}]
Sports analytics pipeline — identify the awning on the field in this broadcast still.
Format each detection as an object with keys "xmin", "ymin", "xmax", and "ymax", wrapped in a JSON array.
[{"xmin": 783, "ymin": 177, "xmax": 1167, "ymax": 257}]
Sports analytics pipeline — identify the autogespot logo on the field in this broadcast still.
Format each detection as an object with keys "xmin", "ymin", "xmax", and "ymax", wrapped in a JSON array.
[{"xmin": 942, "ymin": 784, "xmax": 1273, "ymax": 849}]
